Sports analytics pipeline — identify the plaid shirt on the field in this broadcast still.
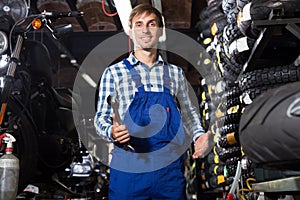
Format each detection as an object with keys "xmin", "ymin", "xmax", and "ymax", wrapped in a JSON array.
[{"xmin": 94, "ymin": 53, "xmax": 204, "ymax": 142}]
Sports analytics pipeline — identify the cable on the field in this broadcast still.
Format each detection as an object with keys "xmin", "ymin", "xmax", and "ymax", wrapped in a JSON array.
[
  {"xmin": 246, "ymin": 177, "xmax": 256, "ymax": 191},
  {"xmin": 102, "ymin": 0, "xmax": 118, "ymax": 17},
  {"xmin": 227, "ymin": 161, "xmax": 242, "ymax": 200},
  {"xmin": 231, "ymin": 176, "xmax": 256, "ymax": 200},
  {"xmin": 238, "ymin": 188, "xmax": 249, "ymax": 200},
  {"xmin": 9, "ymin": 14, "xmax": 39, "ymax": 54}
]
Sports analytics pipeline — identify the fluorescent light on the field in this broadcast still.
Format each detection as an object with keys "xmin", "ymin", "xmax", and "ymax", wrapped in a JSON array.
[{"xmin": 113, "ymin": 0, "xmax": 132, "ymax": 35}]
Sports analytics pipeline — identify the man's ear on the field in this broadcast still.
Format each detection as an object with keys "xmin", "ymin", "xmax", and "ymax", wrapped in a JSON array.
[{"xmin": 159, "ymin": 27, "xmax": 163, "ymax": 37}]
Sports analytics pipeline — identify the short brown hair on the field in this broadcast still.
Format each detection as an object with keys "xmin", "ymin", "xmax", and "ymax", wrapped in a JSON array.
[{"xmin": 128, "ymin": 4, "xmax": 163, "ymax": 28}]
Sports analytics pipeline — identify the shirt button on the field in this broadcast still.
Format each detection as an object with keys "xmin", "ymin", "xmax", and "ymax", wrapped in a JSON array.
[{"xmin": 151, "ymin": 84, "xmax": 153, "ymax": 87}]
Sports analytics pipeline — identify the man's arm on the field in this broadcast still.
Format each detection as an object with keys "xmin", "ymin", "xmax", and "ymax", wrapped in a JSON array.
[
  {"xmin": 176, "ymin": 68, "xmax": 205, "ymax": 141},
  {"xmin": 176, "ymin": 68, "xmax": 213, "ymax": 158},
  {"xmin": 94, "ymin": 68, "xmax": 115, "ymax": 142}
]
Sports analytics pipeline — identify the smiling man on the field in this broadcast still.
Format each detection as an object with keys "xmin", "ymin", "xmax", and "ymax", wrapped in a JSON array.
[
  {"xmin": 94, "ymin": 3, "xmax": 211, "ymax": 199},
  {"xmin": 129, "ymin": 9, "xmax": 162, "ymax": 53}
]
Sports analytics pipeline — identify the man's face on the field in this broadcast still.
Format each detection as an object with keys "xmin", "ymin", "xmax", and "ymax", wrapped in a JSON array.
[{"xmin": 129, "ymin": 12, "xmax": 162, "ymax": 50}]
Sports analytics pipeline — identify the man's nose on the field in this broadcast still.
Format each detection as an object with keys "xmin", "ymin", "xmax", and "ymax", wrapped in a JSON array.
[{"xmin": 141, "ymin": 25, "xmax": 149, "ymax": 33}]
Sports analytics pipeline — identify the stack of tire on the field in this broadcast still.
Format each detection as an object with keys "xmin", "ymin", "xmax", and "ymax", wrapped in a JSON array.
[
  {"xmin": 237, "ymin": 0, "xmax": 300, "ymax": 170},
  {"xmin": 198, "ymin": 78, "xmax": 212, "ymax": 131},
  {"xmin": 195, "ymin": 0, "xmax": 258, "ymax": 195},
  {"xmin": 196, "ymin": 0, "xmax": 300, "ymax": 197}
]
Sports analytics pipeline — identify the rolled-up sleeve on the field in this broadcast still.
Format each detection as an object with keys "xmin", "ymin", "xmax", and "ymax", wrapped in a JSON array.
[
  {"xmin": 176, "ymin": 69, "xmax": 205, "ymax": 142},
  {"xmin": 94, "ymin": 68, "xmax": 115, "ymax": 142}
]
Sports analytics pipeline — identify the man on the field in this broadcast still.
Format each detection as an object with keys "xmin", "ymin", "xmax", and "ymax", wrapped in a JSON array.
[{"xmin": 94, "ymin": 3, "xmax": 211, "ymax": 199}]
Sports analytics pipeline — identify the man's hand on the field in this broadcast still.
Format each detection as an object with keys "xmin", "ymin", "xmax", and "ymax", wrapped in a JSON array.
[
  {"xmin": 193, "ymin": 131, "xmax": 213, "ymax": 159},
  {"xmin": 112, "ymin": 114, "xmax": 131, "ymax": 144}
]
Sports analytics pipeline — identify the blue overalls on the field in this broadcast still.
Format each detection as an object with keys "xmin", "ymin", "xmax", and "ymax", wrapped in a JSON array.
[{"xmin": 109, "ymin": 59, "xmax": 187, "ymax": 200}]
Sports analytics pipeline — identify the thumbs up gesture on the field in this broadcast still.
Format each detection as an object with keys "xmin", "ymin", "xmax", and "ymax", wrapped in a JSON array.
[{"xmin": 112, "ymin": 114, "xmax": 131, "ymax": 144}]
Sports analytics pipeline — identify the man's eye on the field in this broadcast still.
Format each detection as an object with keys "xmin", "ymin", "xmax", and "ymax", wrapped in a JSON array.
[{"xmin": 149, "ymin": 23, "xmax": 156, "ymax": 27}]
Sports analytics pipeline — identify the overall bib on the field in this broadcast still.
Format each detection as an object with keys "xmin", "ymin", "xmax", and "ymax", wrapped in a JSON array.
[{"xmin": 109, "ymin": 59, "xmax": 187, "ymax": 200}]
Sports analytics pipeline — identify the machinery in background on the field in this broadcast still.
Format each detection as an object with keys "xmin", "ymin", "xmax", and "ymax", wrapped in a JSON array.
[{"xmin": 0, "ymin": 0, "xmax": 109, "ymax": 199}]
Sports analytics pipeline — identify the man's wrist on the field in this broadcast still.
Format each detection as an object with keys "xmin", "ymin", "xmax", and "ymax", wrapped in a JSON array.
[
  {"xmin": 193, "ymin": 132, "xmax": 204, "ymax": 143},
  {"xmin": 108, "ymin": 126, "xmax": 118, "ymax": 142}
]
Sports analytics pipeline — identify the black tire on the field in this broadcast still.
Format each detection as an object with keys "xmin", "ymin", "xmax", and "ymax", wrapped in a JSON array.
[
  {"xmin": 239, "ymin": 64, "xmax": 300, "ymax": 91},
  {"xmin": 222, "ymin": 87, "xmax": 242, "ymax": 100},
  {"xmin": 198, "ymin": 18, "xmax": 210, "ymax": 32},
  {"xmin": 225, "ymin": 162, "xmax": 239, "ymax": 176},
  {"xmin": 225, "ymin": 156, "xmax": 240, "ymax": 166},
  {"xmin": 210, "ymin": 56, "xmax": 220, "ymax": 74},
  {"xmin": 219, "ymin": 40, "xmax": 244, "ymax": 74},
  {"xmin": 199, "ymin": 7, "xmax": 209, "ymax": 20},
  {"xmin": 3, "ymin": 96, "xmax": 39, "ymax": 192},
  {"xmin": 222, "ymin": 0, "xmax": 236, "ymax": 14},
  {"xmin": 222, "ymin": 23, "xmax": 243, "ymax": 44},
  {"xmin": 222, "ymin": 67, "xmax": 240, "ymax": 82},
  {"xmin": 222, "ymin": 56, "xmax": 244, "ymax": 75},
  {"xmin": 209, "ymin": 11, "xmax": 226, "ymax": 26},
  {"xmin": 227, "ymin": 7, "xmax": 239, "ymax": 24},
  {"xmin": 217, "ymin": 113, "xmax": 241, "ymax": 126},
  {"xmin": 198, "ymin": 18, "xmax": 213, "ymax": 38},
  {"xmin": 218, "ymin": 146, "xmax": 242, "ymax": 162},
  {"xmin": 239, "ymin": 81, "xmax": 300, "ymax": 168},
  {"xmin": 223, "ymin": 80, "xmax": 240, "ymax": 91},
  {"xmin": 218, "ymin": 133, "xmax": 240, "ymax": 148},
  {"xmin": 200, "ymin": 28, "xmax": 213, "ymax": 39},
  {"xmin": 220, "ymin": 124, "xmax": 239, "ymax": 136},
  {"xmin": 207, "ymin": 0, "xmax": 223, "ymax": 16},
  {"xmin": 220, "ymin": 97, "xmax": 241, "ymax": 112},
  {"xmin": 210, "ymin": 16, "xmax": 227, "ymax": 36},
  {"xmin": 241, "ymin": 84, "xmax": 280, "ymax": 102},
  {"xmin": 219, "ymin": 55, "xmax": 240, "ymax": 76}
]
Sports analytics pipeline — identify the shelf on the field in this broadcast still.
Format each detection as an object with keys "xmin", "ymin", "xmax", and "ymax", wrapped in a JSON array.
[
  {"xmin": 238, "ymin": 17, "xmax": 300, "ymax": 79},
  {"xmin": 252, "ymin": 176, "xmax": 300, "ymax": 192}
]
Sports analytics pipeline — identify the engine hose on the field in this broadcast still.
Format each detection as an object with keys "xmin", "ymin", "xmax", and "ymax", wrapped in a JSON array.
[{"xmin": 227, "ymin": 161, "xmax": 241, "ymax": 200}]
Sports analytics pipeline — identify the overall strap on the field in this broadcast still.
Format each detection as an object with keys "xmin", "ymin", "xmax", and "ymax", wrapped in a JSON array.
[
  {"xmin": 123, "ymin": 59, "xmax": 144, "ymax": 92},
  {"xmin": 163, "ymin": 64, "xmax": 171, "ymax": 93},
  {"xmin": 123, "ymin": 59, "xmax": 172, "ymax": 93}
]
